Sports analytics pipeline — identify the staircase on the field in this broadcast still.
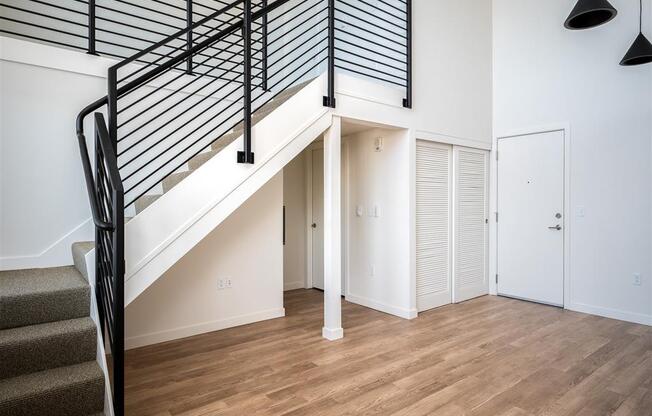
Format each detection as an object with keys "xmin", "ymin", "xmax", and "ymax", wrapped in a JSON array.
[
  {"xmin": 0, "ymin": 255, "xmax": 104, "ymax": 416},
  {"xmin": 0, "ymin": 0, "xmax": 411, "ymax": 415}
]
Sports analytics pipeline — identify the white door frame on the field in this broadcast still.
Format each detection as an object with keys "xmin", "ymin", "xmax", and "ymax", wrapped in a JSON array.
[
  {"xmin": 305, "ymin": 141, "xmax": 322, "ymax": 290},
  {"xmin": 491, "ymin": 124, "xmax": 572, "ymax": 308}
]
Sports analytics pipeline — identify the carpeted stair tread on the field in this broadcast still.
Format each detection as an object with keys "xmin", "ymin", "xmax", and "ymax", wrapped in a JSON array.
[
  {"xmin": 0, "ymin": 267, "xmax": 89, "ymax": 329},
  {"xmin": 134, "ymin": 194, "xmax": 161, "ymax": 214},
  {"xmin": 0, "ymin": 318, "xmax": 96, "ymax": 380},
  {"xmin": 0, "ymin": 361, "xmax": 104, "ymax": 416},
  {"xmin": 162, "ymin": 170, "xmax": 193, "ymax": 193},
  {"xmin": 71, "ymin": 242, "xmax": 94, "ymax": 282}
]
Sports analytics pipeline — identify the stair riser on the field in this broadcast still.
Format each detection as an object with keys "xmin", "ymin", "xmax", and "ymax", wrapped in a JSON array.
[
  {"xmin": 0, "ymin": 377, "xmax": 104, "ymax": 416},
  {"xmin": 0, "ymin": 288, "xmax": 90, "ymax": 330},
  {"xmin": 0, "ymin": 325, "xmax": 96, "ymax": 380}
]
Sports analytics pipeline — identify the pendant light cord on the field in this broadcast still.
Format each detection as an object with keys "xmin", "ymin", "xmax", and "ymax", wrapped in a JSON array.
[{"xmin": 641, "ymin": 0, "xmax": 643, "ymax": 33}]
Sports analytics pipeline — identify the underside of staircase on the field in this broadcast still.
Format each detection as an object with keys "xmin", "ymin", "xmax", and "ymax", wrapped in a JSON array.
[{"xmin": 0, "ymin": 255, "xmax": 105, "ymax": 416}]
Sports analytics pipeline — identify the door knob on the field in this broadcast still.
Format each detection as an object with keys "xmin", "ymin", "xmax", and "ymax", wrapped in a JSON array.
[
  {"xmin": 311, "ymin": 223, "xmax": 317, "ymax": 229},
  {"xmin": 548, "ymin": 225, "xmax": 562, "ymax": 231}
]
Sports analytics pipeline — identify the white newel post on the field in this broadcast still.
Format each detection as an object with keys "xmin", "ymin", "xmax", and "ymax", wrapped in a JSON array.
[{"xmin": 322, "ymin": 116, "xmax": 343, "ymax": 341}]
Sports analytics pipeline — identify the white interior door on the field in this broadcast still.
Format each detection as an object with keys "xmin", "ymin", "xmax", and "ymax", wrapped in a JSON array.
[
  {"xmin": 453, "ymin": 147, "xmax": 489, "ymax": 303},
  {"xmin": 416, "ymin": 141, "xmax": 452, "ymax": 311},
  {"xmin": 311, "ymin": 148, "xmax": 325, "ymax": 290},
  {"xmin": 497, "ymin": 131, "xmax": 564, "ymax": 306}
]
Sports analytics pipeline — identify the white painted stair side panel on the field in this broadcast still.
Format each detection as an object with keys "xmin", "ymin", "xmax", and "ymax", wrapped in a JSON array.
[{"xmin": 124, "ymin": 76, "xmax": 330, "ymax": 305}]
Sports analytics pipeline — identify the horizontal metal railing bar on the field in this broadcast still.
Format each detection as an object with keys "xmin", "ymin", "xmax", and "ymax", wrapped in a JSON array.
[
  {"xmin": 334, "ymin": 46, "xmax": 407, "ymax": 73},
  {"xmin": 260, "ymin": 0, "xmax": 318, "ymax": 30},
  {"xmin": 267, "ymin": 25, "xmax": 326, "ymax": 64},
  {"xmin": 266, "ymin": 7, "xmax": 326, "ymax": 47},
  {"xmin": 111, "ymin": 0, "xmax": 244, "ymax": 70},
  {"xmin": 334, "ymin": 36, "xmax": 406, "ymax": 65},
  {"xmin": 255, "ymin": 2, "xmax": 323, "ymax": 40},
  {"xmin": 117, "ymin": 46, "xmax": 257, "ymax": 147},
  {"xmin": 120, "ymin": 84, "xmax": 243, "ymax": 178},
  {"xmin": 123, "ymin": 96, "xmax": 244, "ymax": 199},
  {"xmin": 267, "ymin": 43, "xmax": 326, "ymax": 81},
  {"xmin": 336, "ymin": 55, "xmax": 406, "ymax": 81},
  {"xmin": 0, "ymin": 16, "xmax": 86, "ymax": 39},
  {"xmin": 0, "ymin": 29, "xmax": 86, "ymax": 50},
  {"xmin": 113, "ymin": 31, "xmax": 258, "ymax": 90},
  {"xmin": 112, "ymin": 0, "xmax": 292, "ymax": 102},
  {"xmin": 124, "ymin": 58, "xmax": 324, "ymax": 203},
  {"xmin": 335, "ymin": 63, "xmax": 407, "ymax": 87},
  {"xmin": 336, "ymin": 3, "xmax": 406, "ymax": 38},
  {"xmin": 356, "ymin": 0, "xmax": 405, "ymax": 21},
  {"xmin": 149, "ymin": 0, "xmax": 243, "ymax": 21},
  {"xmin": 116, "ymin": 42, "xmax": 262, "ymax": 118},
  {"xmin": 0, "ymin": 3, "xmax": 86, "ymax": 26},
  {"xmin": 333, "ymin": 16, "xmax": 406, "ymax": 48},
  {"xmin": 376, "ymin": 0, "xmax": 406, "ymax": 15},
  {"xmin": 97, "ymin": 29, "xmax": 262, "ymax": 77},
  {"xmin": 336, "ymin": 26, "xmax": 406, "ymax": 56}
]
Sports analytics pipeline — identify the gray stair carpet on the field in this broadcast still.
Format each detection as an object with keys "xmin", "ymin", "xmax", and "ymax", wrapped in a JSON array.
[
  {"xmin": 0, "ymin": 260, "xmax": 105, "ymax": 415},
  {"xmin": 0, "ymin": 266, "xmax": 90, "ymax": 330},
  {"xmin": 0, "ymin": 362, "xmax": 104, "ymax": 416},
  {"xmin": 134, "ymin": 78, "xmax": 314, "ymax": 215}
]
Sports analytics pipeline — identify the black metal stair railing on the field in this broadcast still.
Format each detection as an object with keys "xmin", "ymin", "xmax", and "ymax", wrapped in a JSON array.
[{"xmin": 69, "ymin": 1, "xmax": 410, "ymax": 415}]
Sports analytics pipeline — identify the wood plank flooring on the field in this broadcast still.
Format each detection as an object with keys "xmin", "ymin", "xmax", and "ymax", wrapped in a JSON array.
[{"xmin": 124, "ymin": 290, "xmax": 652, "ymax": 416}]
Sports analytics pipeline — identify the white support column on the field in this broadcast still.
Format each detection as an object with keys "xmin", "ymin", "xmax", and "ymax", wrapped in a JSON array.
[{"xmin": 322, "ymin": 116, "xmax": 343, "ymax": 341}]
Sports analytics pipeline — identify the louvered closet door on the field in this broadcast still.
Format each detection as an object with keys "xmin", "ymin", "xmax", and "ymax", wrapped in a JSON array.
[
  {"xmin": 416, "ymin": 141, "xmax": 452, "ymax": 312},
  {"xmin": 453, "ymin": 147, "xmax": 489, "ymax": 303}
]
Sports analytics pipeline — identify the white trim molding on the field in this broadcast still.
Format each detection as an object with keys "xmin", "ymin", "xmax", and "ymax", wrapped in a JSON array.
[
  {"xmin": 125, "ymin": 308, "xmax": 286, "ymax": 350},
  {"xmin": 346, "ymin": 293, "xmax": 418, "ymax": 320},
  {"xmin": 0, "ymin": 219, "xmax": 93, "ymax": 271}
]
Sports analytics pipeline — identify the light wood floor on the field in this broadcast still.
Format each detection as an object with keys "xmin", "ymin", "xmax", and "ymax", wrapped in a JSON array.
[{"xmin": 125, "ymin": 290, "xmax": 652, "ymax": 416}]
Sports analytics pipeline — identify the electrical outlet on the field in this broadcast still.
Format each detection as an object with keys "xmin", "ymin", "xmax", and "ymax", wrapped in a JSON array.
[
  {"xmin": 217, "ymin": 279, "xmax": 225, "ymax": 290},
  {"xmin": 226, "ymin": 279, "xmax": 232, "ymax": 289},
  {"xmin": 633, "ymin": 273, "xmax": 642, "ymax": 286}
]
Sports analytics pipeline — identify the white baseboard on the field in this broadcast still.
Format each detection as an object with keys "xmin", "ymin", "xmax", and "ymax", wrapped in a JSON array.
[
  {"xmin": 0, "ymin": 219, "xmax": 92, "ymax": 271},
  {"xmin": 346, "ymin": 294, "xmax": 418, "ymax": 320},
  {"xmin": 567, "ymin": 302, "xmax": 651, "ymax": 327},
  {"xmin": 284, "ymin": 281, "xmax": 305, "ymax": 291},
  {"xmin": 125, "ymin": 307, "xmax": 286, "ymax": 350}
]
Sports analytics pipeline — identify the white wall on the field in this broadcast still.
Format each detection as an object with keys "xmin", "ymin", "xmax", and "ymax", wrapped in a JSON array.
[
  {"xmin": 344, "ymin": 128, "xmax": 415, "ymax": 319},
  {"xmin": 283, "ymin": 151, "xmax": 307, "ymax": 291},
  {"xmin": 412, "ymin": 0, "xmax": 493, "ymax": 146},
  {"xmin": 124, "ymin": 174, "xmax": 284, "ymax": 349},
  {"xmin": 0, "ymin": 49, "xmax": 103, "ymax": 269},
  {"xmin": 493, "ymin": 0, "xmax": 652, "ymax": 325}
]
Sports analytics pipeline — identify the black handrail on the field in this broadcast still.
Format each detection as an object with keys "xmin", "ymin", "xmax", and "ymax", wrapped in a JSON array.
[{"xmin": 76, "ymin": 96, "xmax": 111, "ymax": 231}]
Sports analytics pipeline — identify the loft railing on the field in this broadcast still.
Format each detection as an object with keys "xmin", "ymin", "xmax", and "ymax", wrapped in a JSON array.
[{"xmin": 3, "ymin": 1, "xmax": 413, "ymax": 415}]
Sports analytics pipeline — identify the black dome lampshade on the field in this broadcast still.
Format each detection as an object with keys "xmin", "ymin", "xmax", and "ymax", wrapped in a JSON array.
[
  {"xmin": 565, "ymin": 0, "xmax": 618, "ymax": 30},
  {"xmin": 620, "ymin": 0, "xmax": 652, "ymax": 66}
]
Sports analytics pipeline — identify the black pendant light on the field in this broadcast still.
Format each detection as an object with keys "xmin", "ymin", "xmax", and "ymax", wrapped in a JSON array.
[
  {"xmin": 565, "ymin": 0, "xmax": 618, "ymax": 30},
  {"xmin": 620, "ymin": 0, "xmax": 652, "ymax": 66}
]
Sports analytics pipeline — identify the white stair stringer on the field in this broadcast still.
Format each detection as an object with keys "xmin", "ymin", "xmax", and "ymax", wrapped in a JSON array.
[{"xmin": 123, "ymin": 75, "xmax": 331, "ymax": 305}]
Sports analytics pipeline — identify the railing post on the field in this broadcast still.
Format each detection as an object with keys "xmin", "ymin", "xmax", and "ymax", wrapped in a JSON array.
[
  {"xmin": 186, "ymin": 0, "xmax": 194, "ymax": 75},
  {"xmin": 402, "ymin": 0, "xmax": 412, "ymax": 108},
  {"xmin": 323, "ymin": 0, "xmax": 336, "ymax": 108},
  {"xmin": 112, "ymin": 187, "xmax": 125, "ymax": 416},
  {"xmin": 238, "ymin": 0, "xmax": 254, "ymax": 164},
  {"xmin": 262, "ymin": 0, "xmax": 268, "ymax": 91},
  {"xmin": 87, "ymin": 0, "xmax": 97, "ymax": 55},
  {"xmin": 107, "ymin": 68, "xmax": 118, "ymax": 153}
]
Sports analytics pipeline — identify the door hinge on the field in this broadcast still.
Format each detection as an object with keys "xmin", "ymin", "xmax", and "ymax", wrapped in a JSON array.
[
  {"xmin": 495, "ymin": 274, "xmax": 499, "ymax": 284},
  {"xmin": 495, "ymin": 212, "xmax": 499, "ymax": 222},
  {"xmin": 495, "ymin": 151, "xmax": 499, "ymax": 161}
]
